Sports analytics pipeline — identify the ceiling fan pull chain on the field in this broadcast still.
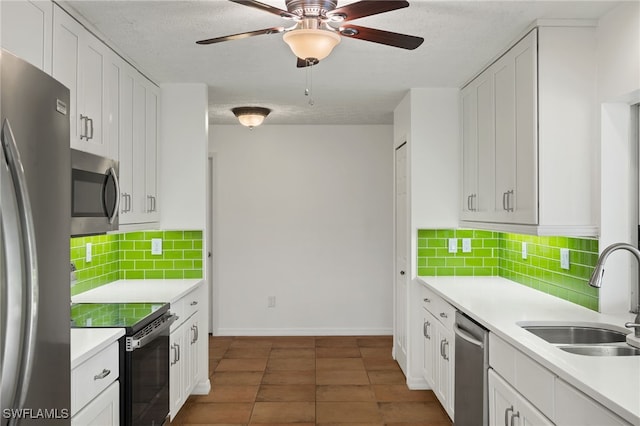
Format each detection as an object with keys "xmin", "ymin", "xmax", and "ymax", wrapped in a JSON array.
[{"xmin": 305, "ymin": 59, "xmax": 314, "ymax": 106}]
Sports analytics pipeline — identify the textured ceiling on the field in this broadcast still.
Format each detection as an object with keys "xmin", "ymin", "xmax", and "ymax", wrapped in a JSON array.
[{"xmin": 61, "ymin": 0, "xmax": 620, "ymax": 125}]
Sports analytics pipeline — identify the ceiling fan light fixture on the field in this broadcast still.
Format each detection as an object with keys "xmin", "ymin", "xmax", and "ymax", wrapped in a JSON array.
[
  {"xmin": 283, "ymin": 29, "xmax": 341, "ymax": 61},
  {"xmin": 232, "ymin": 107, "xmax": 271, "ymax": 129}
]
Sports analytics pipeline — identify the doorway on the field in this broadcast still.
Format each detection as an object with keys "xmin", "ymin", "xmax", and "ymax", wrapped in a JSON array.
[{"xmin": 394, "ymin": 142, "xmax": 408, "ymax": 373}]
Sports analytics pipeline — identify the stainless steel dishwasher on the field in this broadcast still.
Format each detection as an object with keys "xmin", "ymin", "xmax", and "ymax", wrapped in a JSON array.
[{"xmin": 454, "ymin": 311, "xmax": 489, "ymax": 426}]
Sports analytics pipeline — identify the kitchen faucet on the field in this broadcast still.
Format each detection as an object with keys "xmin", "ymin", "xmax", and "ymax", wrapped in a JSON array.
[{"xmin": 588, "ymin": 242, "xmax": 640, "ymax": 337}]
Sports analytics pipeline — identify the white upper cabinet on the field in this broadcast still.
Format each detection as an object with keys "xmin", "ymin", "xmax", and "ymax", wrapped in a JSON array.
[
  {"xmin": 461, "ymin": 24, "xmax": 598, "ymax": 236},
  {"xmin": 1, "ymin": 0, "xmax": 52, "ymax": 73},
  {"xmin": 53, "ymin": 4, "xmax": 110, "ymax": 157},
  {"xmin": 118, "ymin": 59, "xmax": 160, "ymax": 225}
]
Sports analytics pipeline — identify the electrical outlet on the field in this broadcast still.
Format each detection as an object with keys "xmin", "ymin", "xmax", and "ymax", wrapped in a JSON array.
[
  {"xmin": 151, "ymin": 238, "xmax": 163, "ymax": 255},
  {"xmin": 462, "ymin": 238, "xmax": 472, "ymax": 253},
  {"xmin": 448, "ymin": 238, "xmax": 458, "ymax": 253},
  {"xmin": 560, "ymin": 248, "xmax": 570, "ymax": 270},
  {"xmin": 85, "ymin": 243, "xmax": 92, "ymax": 262},
  {"xmin": 522, "ymin": 242, "xmax": 527, "ymax": 259},
  {"xmin": 268, "ymin": 296, "xmax": 276, "ymax": 308}
]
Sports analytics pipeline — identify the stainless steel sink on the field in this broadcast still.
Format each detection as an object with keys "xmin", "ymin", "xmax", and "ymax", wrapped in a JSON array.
[
  {"xmin": 521, "ymin": 325, "xmax": 627, "ymax": 344},
  {"xmin": 519, "ymin": 323, "xmax": 639, "ymax": 356},
  {"xmin": 558, "ymin": 344, "xmax": 640, "ymax": 356}
]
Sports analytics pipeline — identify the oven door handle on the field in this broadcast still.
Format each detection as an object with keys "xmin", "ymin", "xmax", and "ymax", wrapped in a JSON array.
[{"xmin": 126, "ymin": 313, "xmax": 178, "ymax": 351}]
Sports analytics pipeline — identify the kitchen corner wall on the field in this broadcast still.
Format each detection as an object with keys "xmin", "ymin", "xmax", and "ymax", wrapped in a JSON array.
[
  {"xmin": 70, "ymin": 230, "xmax": 203, "ymax": 296},
  {"xmin": 417, "ymin": 229, "xmax": 599, "ymax": 310}
]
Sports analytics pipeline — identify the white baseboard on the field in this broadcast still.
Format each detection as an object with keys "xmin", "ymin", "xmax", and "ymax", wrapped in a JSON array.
[
  {"xmin": 191, "ymin": 379, "xmax": 211, "ymax": 395},
  {"xmin": 214, "ymin": 327, "xmax": 393, "ymax": 336}
]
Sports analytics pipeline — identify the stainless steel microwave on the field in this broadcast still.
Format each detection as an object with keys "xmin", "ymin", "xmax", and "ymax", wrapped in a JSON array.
[{"xmin": 70, "ymin": 149, "xmax": 119, "ymax": 236}]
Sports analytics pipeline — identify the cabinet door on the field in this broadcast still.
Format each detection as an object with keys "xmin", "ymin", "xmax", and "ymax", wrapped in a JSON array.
[
  {"xmin": 435, "ymin": 322, "xmax": 454, "ymax": 418},
  {"xmin": 72, "ymin": 380, "xmax": 119, "ymax": 426},
  {"xmin": 188, "ymin": 316, "xmax": 201, "ymax": 393},
  {"xmin": 422, "ymin": 309, "xmax": 436, "ymax": 387},
  {"xmin": 132, "ymin": 76, "xmax": 147, "ymax": 219},
  {"xmin": 488, "ymin": 369, "xmax": 516, "ymax": 426},
  {"xmin": 1, "ymin": 0, "xmax": 52, "ymax": 73},
  {"xmin": 145, "ymin": 82, "xmax": 159, "ymax": 221},
  {"xmin": 119, "ymin": 65, "xmax": 135, "ymax": 222},
  {"xmin": 461, "ymin": 84, "xmax": 478, "ymax": 219},
  {"xmin": 53, "ymin": 5, "xmax": 81, "ymax": 144},
  {"xmin": 493, "ymin": 30, "xmax": 537, "ymax": 224},
  {"xmin": 169, "ymin": 326, "xmax": 185, "ymax": 420},
  {"xmin": 80, "ymin": 32, "xmax": 107, "ymax": 156}
]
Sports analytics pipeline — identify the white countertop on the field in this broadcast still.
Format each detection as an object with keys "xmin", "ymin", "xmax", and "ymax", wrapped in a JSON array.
[
  {"xmin": 418, "ymin": 276, "xmax": 640, "ymax": 425},
  {"xmin": 70, "ymin": 328, "xmax": 124, "ymax": 369},
  {"xmin": 71, "ymin": 279, "xmax": 203, "ymax": 304}
]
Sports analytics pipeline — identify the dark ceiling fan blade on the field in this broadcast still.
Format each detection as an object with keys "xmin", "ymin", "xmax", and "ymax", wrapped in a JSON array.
[
  {"xmin": 339, "ymin": 24, "xmax": 423, "ymax": 50},
  {"xmin": 196, "ymin": 27, "xmax": 285, "ymax": 45},
  {"xmin": 228, "ymin": 0, "xmax": 299, "ymax": 20},
  {"xmin": 328, "ymin": 0, "xmax": 409, "ymax": 22},
  {"xmin": 296, "ymin": 58, "xmax": 319, "ymax": 68}
]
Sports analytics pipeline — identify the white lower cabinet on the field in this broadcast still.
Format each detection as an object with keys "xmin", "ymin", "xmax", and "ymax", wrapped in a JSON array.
[
  {"xmin": 554, "ymin": 379, "xmax": 632, "ymax": 426},
  {"xmin": 489, "ymin": 369, "xmax": 553, "ymax": 426},
  {"xmin": 421, "ymin": 287, "xmax": 455, "ymax": 419},
  {"xmin": 71, "ymin": 380, "xmax": 119, "ymax": 426},
  {"xmin": 71, "ymin": 340, "xmax": 119, "ymax": 425},
  {"xmin": 169, "ymin": 284, "xmax": 204, "ymax": 419}
]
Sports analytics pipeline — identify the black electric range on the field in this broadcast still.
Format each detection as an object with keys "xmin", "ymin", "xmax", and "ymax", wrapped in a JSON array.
[{"xmin": 71, "ymin": 302, "xmax": 176, "ymax": 426}]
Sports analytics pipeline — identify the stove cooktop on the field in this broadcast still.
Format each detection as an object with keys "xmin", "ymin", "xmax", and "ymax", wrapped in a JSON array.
[{"xmin": 70, "ymin": 302, "xmax": 170, "ymax": 334}]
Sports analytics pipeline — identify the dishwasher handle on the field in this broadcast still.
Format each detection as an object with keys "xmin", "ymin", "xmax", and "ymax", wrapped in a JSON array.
[{"xmin": 454, "ymin": 323, "xmax": 484, "ymax": 348}]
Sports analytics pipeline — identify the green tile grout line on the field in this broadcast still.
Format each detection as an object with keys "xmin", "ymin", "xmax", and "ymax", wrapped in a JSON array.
[
  {"xmin": 417, "ymin": 229, "xmax": 599, "ymax": 311},
  {"xmin": 71, "ymin": 230, "xmax": 204, "ymax": 296}
]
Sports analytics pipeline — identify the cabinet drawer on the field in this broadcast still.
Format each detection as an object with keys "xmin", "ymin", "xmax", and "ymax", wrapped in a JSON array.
[
  {"xmin": 422, "ymin": 286, "xmax": 455, "ymax": 329},
  {"xmin": 171, "ymin": 284, "xmax": 204, "ymax": 330},
  {"xmin": 555, "ymin": 379, "xmax": 632, "ymax": 426},
  {"xmin": 71, "ymin": 341, "xmax": 119, "ymax": 416}
]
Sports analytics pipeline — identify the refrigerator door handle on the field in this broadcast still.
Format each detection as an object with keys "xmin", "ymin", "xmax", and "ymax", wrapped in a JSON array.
[{"xmin": 1, "ymin": 119, "xmax": 40, "ymax": 413}]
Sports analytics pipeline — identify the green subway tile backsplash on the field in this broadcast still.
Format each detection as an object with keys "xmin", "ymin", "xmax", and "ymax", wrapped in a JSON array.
[
  {"xmin": 70, "ymin": 230, "xmax": 203, "ymax": 296},
  {"xmin": 417, "ymin": 229, "xmax": 599, "ymax": 311}
]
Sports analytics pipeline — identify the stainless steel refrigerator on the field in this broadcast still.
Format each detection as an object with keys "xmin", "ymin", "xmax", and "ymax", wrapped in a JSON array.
[{"xmin": 1, "ymin": 49, "xmax": 71, "ymax": 425}]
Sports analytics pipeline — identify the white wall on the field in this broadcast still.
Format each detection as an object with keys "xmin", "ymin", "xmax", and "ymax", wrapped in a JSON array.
[
  {"xmin": 209, "ymin": 124, "xmax": 394, "ymax": 335},
  {"xmin": 159, "ymin": 83, "xmax": 208, "ymax": 230},
  {"xmin": 597, "ymin": 2, "xmax": 640, "ymax": 314}
]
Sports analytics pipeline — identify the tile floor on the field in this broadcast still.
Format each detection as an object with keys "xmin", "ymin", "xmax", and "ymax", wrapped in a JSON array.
[{"xmin": 170, "ymin": 335, "xmax": 452, "ymax": 425}]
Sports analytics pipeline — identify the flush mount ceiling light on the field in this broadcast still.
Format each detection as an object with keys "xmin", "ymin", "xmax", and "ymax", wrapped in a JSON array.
[
  {"xmin": 231, "ymin": 107, "xmax": 271, "ymax": 129},
  {"xmin": 282, "ymin": 28, "xmax": 341, "ymax": 62}
]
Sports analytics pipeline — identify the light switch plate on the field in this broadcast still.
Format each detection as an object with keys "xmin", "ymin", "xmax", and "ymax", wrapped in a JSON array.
[
  {"xmin": 151, "ymin": 238, "xmax": 163, "ymax": 255},
  {"xmin": 522, "ymin": 242, "xmax": 527, "ymax": 259},
  {"xmin": 560, "ymin": 248, "xmax": 570, "ymax": 270},
  {"xmin": 462, "ymin": 238, "xmax": 472, "ymax": 253},
  {"xmin": 448, "ymin": 238, "xmax": 458, "ymax": 253},
  {"xmin": 85, "ymin": 243, "xmax": 92, "ymax": 262}
]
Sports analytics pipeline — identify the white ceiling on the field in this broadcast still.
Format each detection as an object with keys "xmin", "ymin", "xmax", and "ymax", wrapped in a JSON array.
[{"xmin": 62, "ymin": 0, "xmax": 620, "ymax": 125}]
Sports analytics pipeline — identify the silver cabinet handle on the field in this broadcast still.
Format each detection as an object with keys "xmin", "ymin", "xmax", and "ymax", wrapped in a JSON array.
[
  {"xmin": 467, "ymin": 194, "xmax": 472, "ymax": 211},
  {"xmin": 472, "ymin": 193, "xmax": 477, "ymax": 211},
  {"xmin": 510, "ymin": 410, "xmax": 520, "ymax": 426},
  {"xmin": 126, "ymin": 193, "xmax": 131, "ymax": 213},
  {"xmin": 423, "ymin": 298, "xmax": 430, "ymax": 303},
  {"xmin": 93, "ymin": 369, "xmax": 111, "ymax": 380},
  {"xmin": 506, "ymin": 189, "xmax": 514, "ymax": 212},
  {"xmin": 195, "ymin": 324, "xmax": 199, "ymax": 343},
  {"xmin": 443, "ymin": 340, "xmax": 449, "ymax": 361},
  {"xmin": 505, "ymin": 407, "xmax": 514, "ymax": 426},
  {"xmin": 170, "ymin": 344, "xmax": 177, "ymax": 365},
  {"xmin": 439, "ymin": 339, "xmax": 445, "ymax": 358},
  {"xmin": 423, "ymin": 321, "xmax": 431, "ymax": 339},
  {"xmin": 1, "ymin": 120, "xmax": 40, "ymax": 412},
  {"xmin": 502, "ymin": 191, "xmax": 508, "ymax": 211},
  {"xmin": 106, "ymin": 167, "xmax": 119, "ymax": 224},
  {"xmin": 88, "ymin": 117, "xmax": 94, "ymax": 140},
  {"xmin": 190, "ymin": 301, "xmax": 198, "ymax": 306},
  {"xmin": 79, "ymin": 114, "xmax": 88, "ymax": 140},
  {"xmin": 439, "ymin": 312, "xmax": 448, "ymax": 319},
  {"xmin": 152, "ymin": 195, "xmax": 156, "ymax": 212}
]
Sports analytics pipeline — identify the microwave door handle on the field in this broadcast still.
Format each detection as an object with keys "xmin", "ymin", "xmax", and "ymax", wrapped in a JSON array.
[
  {"xmin": 1, "ymin": 119, "xmax": 40, "ymax": 414},
  {"xmin": 105, "ymin": 167, "xmax": 120, "ymax": 224}
]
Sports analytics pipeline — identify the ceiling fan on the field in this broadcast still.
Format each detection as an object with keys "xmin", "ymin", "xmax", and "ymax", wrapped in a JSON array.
[{"xmin": 196, "ymin": 0, "xmax": 424, "ymax": 67}]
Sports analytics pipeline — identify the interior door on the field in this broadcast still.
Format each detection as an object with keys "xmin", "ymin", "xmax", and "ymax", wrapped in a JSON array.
[{"xmin": 394, "ymin": 142, "xmax": 408, "ymax": 373}]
